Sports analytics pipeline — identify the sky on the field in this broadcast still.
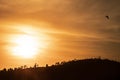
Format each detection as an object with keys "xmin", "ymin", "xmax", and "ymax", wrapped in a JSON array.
[{"xmin": 0, "ymin": 0, "xmax": 120, "ymax": 69}]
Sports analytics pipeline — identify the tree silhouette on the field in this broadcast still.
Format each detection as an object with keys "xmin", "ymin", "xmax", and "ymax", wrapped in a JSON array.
[{"xmin": 0, "ymin": 58, "xmax": 120, "ymax": 80}]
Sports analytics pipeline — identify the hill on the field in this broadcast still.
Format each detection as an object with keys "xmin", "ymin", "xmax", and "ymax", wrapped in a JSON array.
[{"xmin": 0, "ymin": 58, "xmax": 120, "ymax": 80}]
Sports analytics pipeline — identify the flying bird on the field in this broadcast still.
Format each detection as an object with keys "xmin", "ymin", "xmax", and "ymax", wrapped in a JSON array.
[{"xmin": 105, "ymin": 16, "xmax": 110, "ymax": 20}]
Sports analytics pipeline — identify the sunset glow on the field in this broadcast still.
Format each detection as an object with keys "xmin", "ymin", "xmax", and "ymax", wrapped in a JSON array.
[
  {"xmin": 0, "ymin": 0, "xmax": 120, "ymax": 69},
  {"xmin": 12, "ymin": 35, "xmax": 39, "ymax": 58},
  {"xmin": 4, "ymin": 25, "xmax": 51, "ymax": 59}
]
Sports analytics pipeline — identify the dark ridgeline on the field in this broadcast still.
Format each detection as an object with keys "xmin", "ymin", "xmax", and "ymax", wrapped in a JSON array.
[{"xmin": 0, "ymin": 58, "xmax": 120, "ymax": 80}]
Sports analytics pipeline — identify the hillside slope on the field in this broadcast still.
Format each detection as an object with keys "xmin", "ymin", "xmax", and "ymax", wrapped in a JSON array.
[{"xmin": 0, "ymin": 58, "xmax": 120, "ymax": 80}]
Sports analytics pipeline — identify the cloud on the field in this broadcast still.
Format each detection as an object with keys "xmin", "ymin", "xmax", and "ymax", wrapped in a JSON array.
[{"xmin": 0, "ymin": 0, "xmax": 120, "ymax": 61}]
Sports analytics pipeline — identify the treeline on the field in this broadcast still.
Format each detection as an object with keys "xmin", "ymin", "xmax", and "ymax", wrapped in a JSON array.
[{"xmin": 0, "ymin": 58, "xmax": 120, "ymax": 80}]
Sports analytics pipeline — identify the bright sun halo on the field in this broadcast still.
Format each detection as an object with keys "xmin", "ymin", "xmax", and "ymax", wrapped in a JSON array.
[
  {"xmin": 9, "ymin": 25, "xmax": 50, "ymax": 59},
  {"xmin": 13, "ymin": 35, "xmax": 39, "ymax": 58}
]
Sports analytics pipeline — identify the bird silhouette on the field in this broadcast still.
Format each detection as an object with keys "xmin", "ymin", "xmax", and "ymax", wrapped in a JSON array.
[{"xmin": 105, "ymin": 16, "xmax": 109, "ymax": 20}]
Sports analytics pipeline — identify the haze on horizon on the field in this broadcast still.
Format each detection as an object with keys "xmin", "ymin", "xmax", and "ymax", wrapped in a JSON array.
[{"xmin": 0, "ymin": 0, "xmax": 120, "ymax": 69}]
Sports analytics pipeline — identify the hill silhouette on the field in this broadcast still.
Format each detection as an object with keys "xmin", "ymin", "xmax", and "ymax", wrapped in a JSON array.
[{"xmin": 0, "ymin": 58, "xmax": 120, "ymax": 80}]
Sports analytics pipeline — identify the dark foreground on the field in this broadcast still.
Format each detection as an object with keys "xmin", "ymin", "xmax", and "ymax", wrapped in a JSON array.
[{"xmin": 0, "ymin": 58, "xmax": 120, "ymax": 80}]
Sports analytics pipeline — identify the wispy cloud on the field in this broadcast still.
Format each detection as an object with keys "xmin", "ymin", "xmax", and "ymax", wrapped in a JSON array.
[{"xmin": 0, "ymin": 0, "xmax": 120, "ymax": 63}]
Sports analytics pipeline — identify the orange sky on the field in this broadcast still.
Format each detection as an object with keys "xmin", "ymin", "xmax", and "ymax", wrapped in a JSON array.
[{"xmin": 0, "ymin": 0, "xmax": 120, "ymax": 69}]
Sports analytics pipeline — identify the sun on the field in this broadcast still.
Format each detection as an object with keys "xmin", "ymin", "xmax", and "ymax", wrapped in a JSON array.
[
  {"xmin": 8, "ymin": 24, "xmax": 51, "ymax": 59},
  {"xmin": 12, "ymin": 35, "xmax": 39, "ymax": 58}
]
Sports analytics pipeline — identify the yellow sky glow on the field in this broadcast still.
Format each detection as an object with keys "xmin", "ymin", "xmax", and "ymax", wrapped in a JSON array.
[
  {"xmin": 0, "ymin": 0, "xmax": 120, "ymax": 69},
  {"xmin": 3, "ymin": 24, "xmax": 52, "ymax": 59}
]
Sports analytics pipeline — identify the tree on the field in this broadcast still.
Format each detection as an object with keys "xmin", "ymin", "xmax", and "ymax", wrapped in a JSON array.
[{"xmin": 34, "ymin": 63, "xmax": 38, "ymax": 68}]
